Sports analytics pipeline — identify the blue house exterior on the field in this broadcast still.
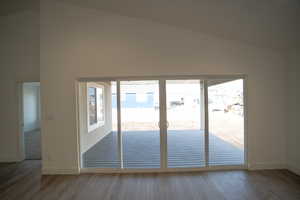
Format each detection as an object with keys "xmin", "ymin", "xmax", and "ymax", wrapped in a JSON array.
[{"xmin": 112, "ymin": 92, "xmax": 155, "ymax": 108}]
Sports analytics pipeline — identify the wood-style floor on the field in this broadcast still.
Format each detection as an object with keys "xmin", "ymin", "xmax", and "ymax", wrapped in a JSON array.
[{"xmin": 1, "ymin": 161, "xmax": 300, "ymax": 200}]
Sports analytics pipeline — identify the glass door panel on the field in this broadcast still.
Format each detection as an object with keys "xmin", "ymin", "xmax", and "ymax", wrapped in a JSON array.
[
  {"xmin": 166, "ymin": 80, "xmax": 205, "ymax": 168},
  {"xmin": 82, "ymin": 81, "xmax": 121, "ymax": 168},
  {"xmin": 120, "ymin": 80, "xmax": 160, "ymax": 168},
  {"xmin": 207, "ymin": 79, "xmax": 245, "ymax": 166}
]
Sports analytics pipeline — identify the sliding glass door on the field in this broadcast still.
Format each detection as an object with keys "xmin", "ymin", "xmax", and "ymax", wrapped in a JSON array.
[
  {"xmin": 207, "ymin": 79, "xmax": 245, "ymax": 166},
  {"xmin": 80, "ymin": 77, "xmax": 245, "ymax": 170},
  {"xmin": 165, "ymin": 80, "xmax": 205, "ymax": 168},
  {"xmin": 120, "ymin": 80, "xmax": 161, "ymax": 168},
  {"xmin": 82, "ymin": 81, "xmax": 121, "ymax": 168}
]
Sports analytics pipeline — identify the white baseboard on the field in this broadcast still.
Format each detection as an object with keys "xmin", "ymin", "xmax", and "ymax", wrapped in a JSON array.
[
  {"xmin": 248, "ymin": 163, "xmax": 286, "ymax": 170},
  {"xmin": 0, "ymin": 156, "xmax": 21, "ymax": 163},
  {"xmin": 287, "ymin": 165, "xmax": 300, "ymax": 176},
  {"xmin": 42, "ymin": 167, "xmax": 80, "ymax": 175}
]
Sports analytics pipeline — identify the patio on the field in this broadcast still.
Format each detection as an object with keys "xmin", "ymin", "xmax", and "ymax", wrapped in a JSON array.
[{"xmin": 82, "ymin": 130, "xmax": 244, "ymax": 169}]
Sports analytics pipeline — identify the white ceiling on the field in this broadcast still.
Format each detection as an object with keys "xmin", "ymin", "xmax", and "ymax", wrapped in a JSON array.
[{"xmin": 61, "ymin": 0, "xmax": 300, "ymax": 50}]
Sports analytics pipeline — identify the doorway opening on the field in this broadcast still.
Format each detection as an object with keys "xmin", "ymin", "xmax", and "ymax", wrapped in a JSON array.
[{"xmin": 21, "ymin": 82, "xmax": 41, "ymax": 160}]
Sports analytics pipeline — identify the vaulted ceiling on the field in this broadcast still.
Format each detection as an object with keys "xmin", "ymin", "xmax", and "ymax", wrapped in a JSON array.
[
  {"xmin": 61, "ymin": 0, "xmax": 300, "ymax": 50},
  {"xmin": 1, "ymin": 0, "xmax": 300, "ymax": 50}
]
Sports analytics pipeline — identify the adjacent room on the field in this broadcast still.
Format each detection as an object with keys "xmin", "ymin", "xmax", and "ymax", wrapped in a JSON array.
[
  {"xmin": 0, "ymin": 0, "xmax": 300, "ymax": 199},
  {"xmin": 22, "ymin": 82, "xmax": 41, "ymax": 160}
]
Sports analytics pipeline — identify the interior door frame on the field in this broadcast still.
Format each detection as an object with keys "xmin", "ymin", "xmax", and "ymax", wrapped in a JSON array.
[{"xmin": 76, "ymin": 75, "xmax": 248, "ymax": 173}]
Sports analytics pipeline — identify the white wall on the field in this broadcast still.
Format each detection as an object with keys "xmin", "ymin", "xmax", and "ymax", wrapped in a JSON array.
[
  {"xmin": 23, "ymin": 83, "xmax": 40, "ymax": 132},
  {"xmin": 79, "ymin": 82, "xmax": 112, "ymax": 156},
  {"xmin": 40, "ymin": 1, "xmax": 288, "ymax": 173},
  {"xmin": 287, "ymin": 50, "xmax": 300, "ymax": 175},
  {"xmin": 0, "ymin": 11, "xmax": 40, "ymax": 162}
]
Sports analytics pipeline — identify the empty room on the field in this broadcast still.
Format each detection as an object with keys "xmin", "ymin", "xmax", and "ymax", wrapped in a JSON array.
[{"xmin": 0, "ymin": 0, "xmax": 300, "ymax": 199}]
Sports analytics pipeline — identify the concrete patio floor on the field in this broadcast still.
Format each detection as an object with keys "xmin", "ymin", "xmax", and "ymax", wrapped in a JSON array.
[{"xmin": 83, "ymin": 130, "xmax": 244, "ymax": 169}]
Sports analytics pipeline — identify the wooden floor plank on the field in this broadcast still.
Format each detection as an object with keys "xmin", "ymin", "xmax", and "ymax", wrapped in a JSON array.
[{"xmin": 0, "ymin": 161, "xmax": 300, "ymax": 200}]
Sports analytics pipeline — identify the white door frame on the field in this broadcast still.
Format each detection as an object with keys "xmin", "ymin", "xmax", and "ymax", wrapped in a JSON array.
[{"xmin": 76, "ymin": 75, "xmax": 248, "ymax": 173}]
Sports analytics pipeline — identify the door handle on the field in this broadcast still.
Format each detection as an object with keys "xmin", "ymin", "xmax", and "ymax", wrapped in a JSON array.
[{"xmin": 157, "ymin": 121, "xmax": 169, "ymax": 129}]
